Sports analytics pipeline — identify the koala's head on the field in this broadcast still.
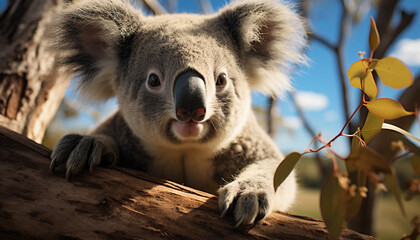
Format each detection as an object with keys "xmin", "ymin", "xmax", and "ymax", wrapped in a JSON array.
[{"xmin": 53, "ymin": 0, "xmax": 306, "ymax": 149}]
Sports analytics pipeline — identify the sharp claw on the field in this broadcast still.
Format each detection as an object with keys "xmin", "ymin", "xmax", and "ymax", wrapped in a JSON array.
[
  {"xmin": 234, "ymin": 217, "xmax": 244, "ymax": 228},
  {"xmin": 220, "ymin": 204, "xmax": 228, "ymax": 219},
  {"xmin": 66, "ymin": 170, "xmax": 72, "ymax": 181},
  {"xmin": 49, "ymin": 161, "xmax": 56, "ymax": 173}
]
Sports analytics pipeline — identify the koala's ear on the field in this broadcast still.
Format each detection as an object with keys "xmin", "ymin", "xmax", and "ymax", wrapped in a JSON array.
[
  {"xmin": 217, "ymin": 0, "xmax": 307, "ymax": 96},
  {"xmin": 51, "ymin": 0, "xmax": 140, "ymax": 101}
]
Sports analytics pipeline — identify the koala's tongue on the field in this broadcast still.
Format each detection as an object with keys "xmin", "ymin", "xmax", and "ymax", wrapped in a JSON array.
[{"xmin": 172, "ymin": 121, "xmax": 204, "ymax": 138}]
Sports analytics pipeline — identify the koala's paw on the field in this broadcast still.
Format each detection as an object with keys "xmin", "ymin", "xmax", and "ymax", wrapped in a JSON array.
[
  {"xmin": 50, "ymin": 134, "xmax": 116, "ymax": 180},
  {"xmin": 218, "ymin": 179, "xmax": 274, "ymax": 227}
]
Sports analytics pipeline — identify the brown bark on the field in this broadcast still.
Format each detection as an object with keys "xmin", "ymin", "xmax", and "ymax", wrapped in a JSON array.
[
  {"xmin": 0, "ymin": 0, "xmax": 71, "ymax": 143},
  {"xmin": 0, "ymin": 126, "xmax": 374, "ymax": 240}
]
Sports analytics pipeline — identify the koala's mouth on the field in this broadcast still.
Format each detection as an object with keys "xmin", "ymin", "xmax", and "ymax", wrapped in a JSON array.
[{"xmin": 171, "ymin": 120, "xmax": 207, "ymax": 140}]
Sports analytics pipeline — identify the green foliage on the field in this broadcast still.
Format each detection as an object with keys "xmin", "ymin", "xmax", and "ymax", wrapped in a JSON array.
[
  {"xmin": 273, "ymin": 152, "xmax": 301, "ymax": 190},
  {"xmin": 385, "ymin": 170, "xmax": 406, "ymax": 217},
  {"xmin": 361, "ymin": 113, "xmax": 383, "ymax": 144},
  {"xmin": 366, "ymin": 98, "xmax": 413, "ymax": 120},
  {"xmin": 273, "ymin": 17, "xmax": 420, "ymax": 239},
  {"xmin": 374, "ymin": 57, "xmax": 413, "ymax": 89},
  {"xmin": 348, "ymin": 59, "xmax": 377, "ymax": 99},
  {"xmin": 320, "ymin": 172, "xmax": 346, "ymax": 239},
  {"xmin": 369, "ymin": 17, "xmax": 380, "ymax": 52}
]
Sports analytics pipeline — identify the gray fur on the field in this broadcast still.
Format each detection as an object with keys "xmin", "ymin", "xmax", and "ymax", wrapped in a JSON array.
[{"xmin": 49, "ymin": 0, "xmax": 306, "ymax": 226}]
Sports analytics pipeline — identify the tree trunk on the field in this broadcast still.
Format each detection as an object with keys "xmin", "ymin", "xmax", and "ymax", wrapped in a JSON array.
[
  {"xmin": 0, "ymin": 0, "xmax": 71, "ymax": 143},
  {"xmin": 0, "ymin": 126, "xmax": 374, "ymax": 240}
]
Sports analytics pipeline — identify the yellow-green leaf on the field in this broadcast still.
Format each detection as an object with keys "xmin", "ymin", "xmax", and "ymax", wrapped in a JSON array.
[
  {"xmin": 273, "ymin": 152, "xmax": 301, "ymax": 191},
  {"xmin": 361, "ymin": 112, "xmax": 384, "ymax": 144},
  {"xmin": 369, "ymin": 17, "xmax": 380, "ymax": 52},
  {"xmin": 411, "ymin": 154, "xmax": 420, "ymax": 175},
  {"xmin": 374, "ymin": 57, "xmax": 413, "ymax": 89},
  {"xmin": 320, "ymin": 172, "xmax": 346, "ymax": 240},
  {"xmin": 365, "ymin": 98, "xmax": 414, "ymax": 120},
  {"xmin": 384, "ymin": 170, "xmax": 406, "ymax": 217},
  {"xmin": 345, "ymin": 191, "xmax": 362, "ymax": 221},
  {"xmin": 348, "ymin": 60, "xmax": 377, "ymax": 99},
  {"xmin": 347, "ymin": 146, "xmax": 392, "ymax": 173}
]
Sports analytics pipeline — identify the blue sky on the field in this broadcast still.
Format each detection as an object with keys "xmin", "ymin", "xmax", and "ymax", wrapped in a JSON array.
[{"xmin": 1, "ymin": 0, "xmax": 418, "ymax": 155}]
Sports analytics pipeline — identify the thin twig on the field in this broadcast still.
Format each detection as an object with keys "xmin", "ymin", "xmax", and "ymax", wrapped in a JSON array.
[
  {"xmin": 142, "ymin": 0, "xmax": 168, "ymax": 15},
  {"xmin": 308, "ymin": 32, "xmax": 335, "ymax": 51},
  {"xmin": 290, "ymin": 92, "xmax": 329, "ymax": 178},
  {"xmin": 199, "ymin": 0, "xmax": 214, "ymax": 14}
]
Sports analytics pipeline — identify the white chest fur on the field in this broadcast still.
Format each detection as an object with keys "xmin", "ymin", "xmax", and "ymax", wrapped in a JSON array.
[{"xmin": 147, "ymin": 146, "xmax": 219, "ymax": 194}]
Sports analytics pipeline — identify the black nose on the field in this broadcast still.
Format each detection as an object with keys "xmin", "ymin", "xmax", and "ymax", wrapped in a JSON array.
[{"xmin": 174, "ymin": 70, "xmax": 206, "ymax": 122}]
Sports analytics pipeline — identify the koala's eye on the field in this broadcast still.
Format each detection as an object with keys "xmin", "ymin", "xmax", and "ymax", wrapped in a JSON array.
[
  {"xmin": 147, "ymin": 74, "xmax": 162, "ymax": 88},
  {"xmin": 216, "ymin": 73, "xmax": 227, "ymax": 88}
]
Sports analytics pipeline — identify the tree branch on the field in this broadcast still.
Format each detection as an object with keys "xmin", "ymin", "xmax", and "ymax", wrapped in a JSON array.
[
  {"xmin": 199, "ymin": 0, "xmax": 214, "ymax": 14},
  {"xmin": 141, "ymin": 0, "xmax": 168, "ymax": 15},
  {"xmin": 290, "ymin": 91, "xmax": 329, "ymax": 181},
  {"xmin": 0, "ymin": 126, "xmax": 373, "ymax": 239}
]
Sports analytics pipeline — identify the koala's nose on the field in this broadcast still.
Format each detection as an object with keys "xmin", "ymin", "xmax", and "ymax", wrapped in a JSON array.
[{"xmin": 174, "ymin": 70, "xmax": 206, "ymax": 122}]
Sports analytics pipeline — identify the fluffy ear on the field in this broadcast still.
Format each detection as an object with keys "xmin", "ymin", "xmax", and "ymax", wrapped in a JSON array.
[
  {"xmin": 51, "ymin": 0, "xmax": 140, "ymax": 101},
  {"xmin": 218, "ymin": 0, "xmax": 307, "ymax": 96}
]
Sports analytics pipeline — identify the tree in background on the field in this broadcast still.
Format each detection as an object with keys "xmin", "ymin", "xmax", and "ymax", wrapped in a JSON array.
[{"xmin": 0, "ymin": 0, "xmax": 72, "ymax": 143}]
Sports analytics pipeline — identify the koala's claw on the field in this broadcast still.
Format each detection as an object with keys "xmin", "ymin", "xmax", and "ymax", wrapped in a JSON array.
[
  {"xmin": 218, "ymin": 179, "xmax": 273, "ymax": 227},
  {"xmin": 219, "ymin": 204, "xmax": 229, "ymax": 219},
  {"xmin": 50, "ymin": 134, "xmax": 113, "ymax": 180},
  {"xmin": 234, "ymin": 217, "xmax": 244, "ymax": 228}
]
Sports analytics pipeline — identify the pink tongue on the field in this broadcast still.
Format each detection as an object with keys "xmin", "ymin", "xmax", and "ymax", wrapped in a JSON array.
[{"xmin": 173, "ymin": 121, "xmax": 203, "ymax": 138}]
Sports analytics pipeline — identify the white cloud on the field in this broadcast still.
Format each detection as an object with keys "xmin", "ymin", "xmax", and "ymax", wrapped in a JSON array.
[
  {"xmin": 390, "ymin": 38, "xmax": 420, "ymax": 66},
  {"xmin": 295, "ymin": 91, "xmax": 329, "ymax": 111},
  {"xmin": 282, "ymin": 116, "xmax": 303, "ymax": 130}
]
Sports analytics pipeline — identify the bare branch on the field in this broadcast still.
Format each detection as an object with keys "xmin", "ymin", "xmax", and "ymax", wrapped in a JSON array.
[
  {"xmin": 167, "ymin": 0, "xmax": 177, "ymax": 13},
  {"xmin": 199, "ymin": 0, "xmax": 214, "ymax": 14},
  {"xmin": 142, "ymin": 0, "xmax": 168, "ymax": 15},
  {"xmin": 308, "ymin": 32, "xmax": 336, "ymax": 51},
  {"xmin": 335, "ymin": 0, "xmax": 353, "ymax": 136},
  {"xmin": 290, "ymin": 91, "xmax": 329, "ymax": 180},
  {"xmin": 374, "ymin": 9, "xmax": 415, "ymax": 59}
]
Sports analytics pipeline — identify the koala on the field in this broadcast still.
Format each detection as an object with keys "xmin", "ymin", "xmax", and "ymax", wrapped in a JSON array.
[{"xmin": 49, "ymin": 0, "xmax": 306, "ymax": 227}]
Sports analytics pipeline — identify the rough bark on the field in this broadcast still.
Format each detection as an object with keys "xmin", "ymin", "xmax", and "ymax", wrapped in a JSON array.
[
  {"xmin": 0, "ymin": 0, "xmax": 71, "ymax": 143},
  {"xmin": 0, "ymin": 126, "xmax": 374, "ymax": 240}
]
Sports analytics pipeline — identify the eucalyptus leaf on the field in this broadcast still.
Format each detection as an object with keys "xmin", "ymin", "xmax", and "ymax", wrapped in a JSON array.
[
  {"xmin": 320, "ymin": 172, "xmax": 346, "ymax": 240},
  {"xmin": 374, "ymin": 57, "xmax": 413, "ymax": 89},
  {"xmin": 369, "ymin": 17, "xmax": 380, "ymax": 52},
  {"xmin": 384, "ymin": 170, "xmax": 406, "ymax": 218},
  {"xmin": 348, "ymin": 60, "xmax": 377, "ymax": 99},
  {"xmin": 273, "ymin": 152, "xmax": 301, "ymax": 191},
  {"xmin": 361, "ymin": 112, "xmax": 384, "ymax": 144},
  {"xmin": 365, "ymin": 98, "xmax": 414, "ymax": 120}
]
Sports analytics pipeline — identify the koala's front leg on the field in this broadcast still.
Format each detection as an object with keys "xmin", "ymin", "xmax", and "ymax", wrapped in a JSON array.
[
  {"xmin": 50, "ymin": 134, "xmax": 119, "ymax": 179},
  {"xmin": 218, "ymin": 158, "xmax": 296, "ymax": 227}
]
